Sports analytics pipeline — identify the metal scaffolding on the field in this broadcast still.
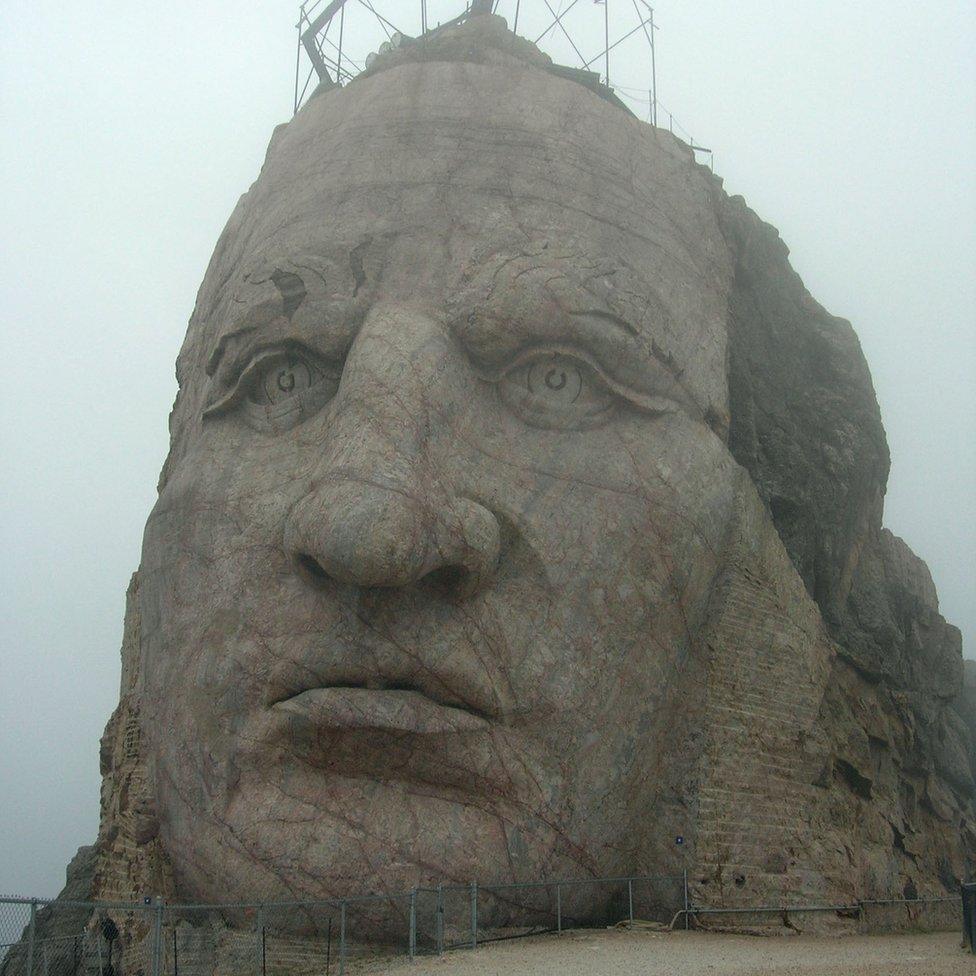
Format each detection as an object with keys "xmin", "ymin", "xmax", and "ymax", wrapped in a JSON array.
[{"xmin": 290, "ymin": 1, "xmax": 711, "ymax": 169}]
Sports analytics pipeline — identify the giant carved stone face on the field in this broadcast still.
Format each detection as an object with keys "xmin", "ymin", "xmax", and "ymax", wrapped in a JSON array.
[{"xmin": 141, "ymin": 33, "xmax": 748, "ymax": 906}]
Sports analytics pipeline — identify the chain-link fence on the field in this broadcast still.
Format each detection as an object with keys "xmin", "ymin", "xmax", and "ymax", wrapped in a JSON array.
[
  {"xmin": 0, "ymin": 898, "xmax": 156, "ymax": 976},
  {"xmin": 858, "ymin": 896, "xmax": 960, "ymax": 934},
  {"xmin": 2, "ymin": 875, "xmax": 970, "ymax": 975}
]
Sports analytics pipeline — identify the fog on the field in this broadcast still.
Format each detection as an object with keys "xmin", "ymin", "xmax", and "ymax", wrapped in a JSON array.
[{"xmin": 1, "ymin": 0, "xmax": 973, "ymax": 898}]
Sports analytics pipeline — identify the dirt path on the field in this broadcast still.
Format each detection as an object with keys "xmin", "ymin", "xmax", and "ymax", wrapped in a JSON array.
[{"xmin": 361, "ymin": 928, "xmax": 971, "ymax": 975}]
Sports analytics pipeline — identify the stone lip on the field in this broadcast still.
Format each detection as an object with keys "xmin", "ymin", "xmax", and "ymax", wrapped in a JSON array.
[{"xmin": 271, "ymin": 686, "xmax": 491, "ymax": 735}]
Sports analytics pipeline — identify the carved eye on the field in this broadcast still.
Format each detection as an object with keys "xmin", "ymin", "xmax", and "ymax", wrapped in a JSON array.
[
  {"xmin": 204, "ymin": 345, "xmax": 340, "ymax": 433},
  {"xmin": 251, "ymin": 353, "xmax": 317, "ymax": 406},
  {"xmin": 498, "ymin": 351, "xmax": 616, "ymax": 430}
]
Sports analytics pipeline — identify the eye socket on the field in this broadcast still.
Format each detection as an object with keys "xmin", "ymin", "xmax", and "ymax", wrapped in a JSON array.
[
  {"xmin": 204, "ymin": 345, "xmax": 340, "ymax": 433},
  {"xmin": 498, "ymin": 351, "xmax": 617, "ymax": 430},
  {"xmin": 251, "ymin": 352, "xmax": 318, "ymax": 406}
]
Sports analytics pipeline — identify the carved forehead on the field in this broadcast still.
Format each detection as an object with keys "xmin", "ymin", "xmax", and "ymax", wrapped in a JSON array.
[{"xmin": 184, "ymin": 56, "xmax": 731, "ymax": 415}]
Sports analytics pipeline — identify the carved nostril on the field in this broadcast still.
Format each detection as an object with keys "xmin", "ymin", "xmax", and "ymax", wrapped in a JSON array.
[
  {"xmin": 419, "ymin": 564, "xmax": 470, "ymax": 600},
  {"xmin": 296, "ymin": 553, "xmax": 330, "ymax": 587},
  {"xmin": 286, "ymin": 486, "xmax": 501, "ymax": 596}
]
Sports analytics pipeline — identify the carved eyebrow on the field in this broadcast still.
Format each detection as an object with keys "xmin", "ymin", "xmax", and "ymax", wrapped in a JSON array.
[
  {"xmin": 207, "ymin": 323, "xmax": 259, "ymax": 378},
  {"xmin": 454, "ymin": 305, "xmax": 642, "ymax": 366},
  {"xmin": 206, "ymin": 270, "xmax": 308, "ymax": 377},
  {"xmin": 568, "ymin": 308, "xmax": 638, "ymax": 337}
]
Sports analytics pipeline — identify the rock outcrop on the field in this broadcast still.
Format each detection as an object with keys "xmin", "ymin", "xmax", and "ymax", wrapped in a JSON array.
[
  {"xmin": 716, "ymin": 190, "xmax": 975, "ymax": 903},
  {"xmin": 30, "ymin": 11, "xmax": 972, "ymax": 955}
]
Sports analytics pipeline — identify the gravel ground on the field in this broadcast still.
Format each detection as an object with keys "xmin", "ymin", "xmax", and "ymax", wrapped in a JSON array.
[{"xmin": 360, "ymin": 928, "xmax": 972, "ymax": 976}]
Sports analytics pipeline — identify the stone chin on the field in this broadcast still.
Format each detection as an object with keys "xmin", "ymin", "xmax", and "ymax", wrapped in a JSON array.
[{"xmin": 137, "ymin": 29, "xmax": 744, "ymax": 908}]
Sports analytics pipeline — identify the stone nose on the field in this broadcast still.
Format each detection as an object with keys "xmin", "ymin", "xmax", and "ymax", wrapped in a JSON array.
[
  {"xmin": 285, "ymin": 477, "xmax": 500, "ymax": 595},
  {"xmin": 282, "ymin": 303, "xmax": 500, "ymax": 596}
]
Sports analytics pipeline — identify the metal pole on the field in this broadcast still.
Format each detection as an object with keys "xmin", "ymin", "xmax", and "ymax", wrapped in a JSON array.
[
  {"xmin": 173, "ymin": 927, "xmax": 178, "ymax": 976},
  {"xmin": 152, "ymin": 902, "xmax": 164, "ymax": 976},
  {"xmin": 962, "ymin": 888, "xmax": 968, "ymax": 951},
  {"xmin": 967, "ymin": 887, "xmax": 975, "ymax": 954},
  {"xmin": 513, "ymin": 0, "xmax": 521, "ymax": 34},
  {"xmin": 604, "ymin": 0, "xmax": 611, "ymax": 86},
  {"xmin": 627, "ymin": 879, "xmax": 634, "ymax": 926},
  {"xmin": 339, "ymin": 901, "xmax": 346, "ymax": 976},
  {"xmin": 436, "ymin": 884, "xmax": 444, "ymax": 954},
  {"xmin": 26, "ymin": 899, "xmax": 37, "ymax": 976},
  {"xmin": 294, "ymin": 6, "xmax": 304, "ymax": 114},
  {"xmin": 326, "ymin": 916, "xmax": 332, "ymax": 975},
  {"xmin": 650, "ymin": 6, "xmax": 657, "ymax": 125},
  {"xmin": 536, "ymin": 0, "xmax": 586, "ymax": 62},
  {"xmin": 470, "ymin": 881, "xmax": 478, "ymax": 949},
  {"xmin": 409, "ymin": 889, "xmax": 417, "ymax": 960},
  {"xmin": 336, "ymin": 1, "xmax": 345, "ymax": 84},
  {"xmin": 970, "ymin": 893, "xmax": 975, "ymax": 954},
  {"xmin": 683, "ymin": 869, "xmax": 690, "ymax": 930},
  {"xmin": 556, "ymin": 884, "xmax": 562, "ymax": 934},
  {"xmin": 256, "ymin": 906, "xmax": 265, "ymax": 976}
]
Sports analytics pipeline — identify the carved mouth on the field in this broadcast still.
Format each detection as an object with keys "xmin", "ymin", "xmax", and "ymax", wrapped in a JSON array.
[{"xmin": 271, "ymin": 684, "xmax": 491, "ymax": 735}]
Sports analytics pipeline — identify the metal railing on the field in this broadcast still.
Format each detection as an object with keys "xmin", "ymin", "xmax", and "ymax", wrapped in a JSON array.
[{"xmin": 1, "ymin": 875, "xmax": 968, "ymax": 975}]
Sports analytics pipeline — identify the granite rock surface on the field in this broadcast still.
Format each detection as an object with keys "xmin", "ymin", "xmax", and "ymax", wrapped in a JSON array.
[{"xmin": 74, "ymin": 12, "xmax": 973, "ymax": 943}]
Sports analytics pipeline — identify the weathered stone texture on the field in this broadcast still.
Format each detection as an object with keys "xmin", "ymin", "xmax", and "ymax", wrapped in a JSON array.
[
  {"xmin": 714, "ymin": 184, "xmax": 974, "ymax": 903},
  {"xmin": 959, "ymin": 660, "xmax": 976, "ymax": 750},
  {"xmin": 719, "ymin": 192, "xmax": 890, "ymax": 623},
  {"xmin": 63, "ymin": 12, "xmax": 973, "ymax": 945},
  {"xmin": 91, "ymin": 573, "xmax": 175, "ymax": 904}
]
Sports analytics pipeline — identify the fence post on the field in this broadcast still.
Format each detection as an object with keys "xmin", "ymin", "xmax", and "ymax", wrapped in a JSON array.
[
  {"xmin": 683, "ymin": 869, "xmax": 690, "ymax": 930},
  {"xmin": 968, "ymin": 885, "xmax": 976, "ymax": 955},
  {"xmin": 409, "ymin": 889, "xmax": 417, "ymax": 960},
  {"xmin": 971, "ymin": 893, "xmax": 975, "ymax": 955},
  {"xmin": 627, "ymin": 879, "xmax": 634, "ymax": 926},
  {"xmin": 961, "ymin": 887, "xmax": 967, "ymax": 952},
  {"xmin": 326, "ymin": 916, "xmax": 332, "ymax": 975},
  {"xmin": 172, "ymin": 926, "xmax": 178, "ymax": 976},
  {"xmin": 152, "ymin": 900, "xmax": 164, "ymax": 976},
  {"xmin": 26, "ymin": 899, "xmax": 37, "ymax": 976},
  {"xmin": 470, "ymin": 881, "xmax": 478, "ymax": 949},
  {"xmin": 967, "ymin": 885, "xmax": 976, "ymax": 954},
  {"xmin": 436, "ymin": 884, "xmax": 444, "ymax": 954},
  {"xmin": 256, "ymin": 906, "xmax": 265, "ymax": 976},
  {"xmin": 556, "ymin": 884, "xmax": 562, "ymax": 935},
  {"xmin": 339, "ymin": 900, "xmax": 346, "ymax": 976}
]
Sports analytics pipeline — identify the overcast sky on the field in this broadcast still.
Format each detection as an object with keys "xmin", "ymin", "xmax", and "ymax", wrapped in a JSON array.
[{"xmin": 1, "ymin": 0, "xmax": 973, "ymax": 899}]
